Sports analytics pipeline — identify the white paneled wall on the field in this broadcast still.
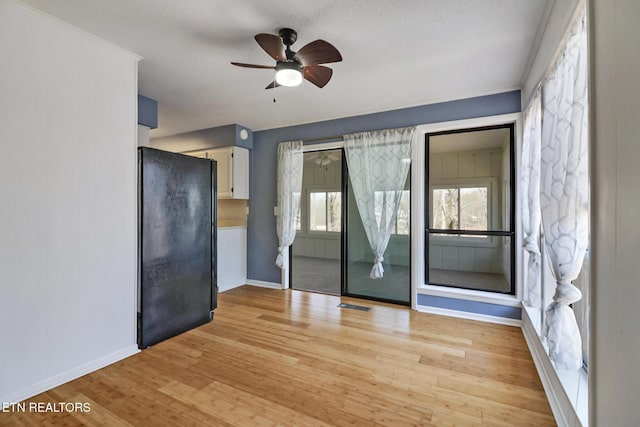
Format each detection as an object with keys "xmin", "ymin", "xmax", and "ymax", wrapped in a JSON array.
[
  {"xmin": 0, "ymin": 0, "xmax": 139, "ymax": 403},
  {"xmin": 429, "ymin": 242, "xmax": 502, "ymax": 273},
  {"xmin": 590, "ymin": 0, "xmax": 640, "ymax": 423},
  {"xmin": 293, "ymin": 235, "xmax": 341, "ymax": 260}
]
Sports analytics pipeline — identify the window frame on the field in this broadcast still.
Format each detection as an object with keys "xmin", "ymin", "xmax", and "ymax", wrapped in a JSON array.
[
  {"xmin": 422, "ymin": 122, "xmax": 516, "ymax": 296},
  {"xmin": 428, "ymin": 178, "xmax": 497, "ymax": 246},
  {"xmin": 307, "ymin": 189, "xmax": 342, "ymax": 234}
]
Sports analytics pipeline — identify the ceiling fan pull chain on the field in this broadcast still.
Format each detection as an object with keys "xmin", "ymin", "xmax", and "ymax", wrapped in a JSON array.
[{"xmin": 273, "ymin": 68, "xmax": 277, "ymax": 103}]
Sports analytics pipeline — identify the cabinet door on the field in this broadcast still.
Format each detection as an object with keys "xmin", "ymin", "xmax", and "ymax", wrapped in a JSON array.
[
  {"xmin": 207, "ymin": 149, "xmax": 232, "ymax": 198},
  {"xmin": 230, "ymin": 147, "xmax": 249, "ymax": 199},
  {"xmin": 183, "ymin": 147, "xmax": 248, "ymax": 199}
]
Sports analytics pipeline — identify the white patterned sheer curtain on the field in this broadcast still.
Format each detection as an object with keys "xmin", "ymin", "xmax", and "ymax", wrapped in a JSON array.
[
  {"xmin": 344, "ymin": 127, "xmax": 415, "ymax": 279},
  {"xmin": 540, "ymin": 13, "xmax": 589, "ymax": 371},
  {"xmin": 521, "ymin": 89, "xmax": 543, "ymax": 308},
  {"xmin": 275, "ymin": 140, "xmax": 304, "ymax": 269}
]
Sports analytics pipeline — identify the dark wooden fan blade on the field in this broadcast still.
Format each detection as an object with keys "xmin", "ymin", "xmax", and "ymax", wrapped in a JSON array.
[
  {"xmin": 294, "ymin": 40, "xmax": 342, "ymax": 66},
  {"xmin": 231, "ymin": 62, "xmax": 274, "ymax": 69},
  {"xmin": 255, "ymin": 33, "xmax": 286, "ymax": 61},
  {"xmin": 265, "ymin": 81, "xmax": 281, "ymax": 90},
  {"xmin": 303, "ymin": 65, "xmax": 333, "ymax": 88}
]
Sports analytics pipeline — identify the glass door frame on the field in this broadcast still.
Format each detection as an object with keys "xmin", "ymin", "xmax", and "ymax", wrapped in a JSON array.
[
  {"xmin": 289, "ymin": 144, "xmax": 345, "ymax": 296},
  {"xmin": 341, "ymin": 152, "xmax": 412, "ymax": 306},
  {"xmin": 288, "ymin": 141, "xmax": 413, "ymax": 306},
  {"xmin": 424, "ymin": 124, "xmax": 516, "ymax": 294}
]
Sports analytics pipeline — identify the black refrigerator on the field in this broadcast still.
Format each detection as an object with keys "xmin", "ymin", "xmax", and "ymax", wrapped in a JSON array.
[{"xmin": 137, "ymin": 147, "xmax": 217, "ymax": 349}]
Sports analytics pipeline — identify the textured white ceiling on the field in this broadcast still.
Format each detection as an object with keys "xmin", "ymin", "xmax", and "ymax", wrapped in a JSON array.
[{"xmin": 21, "ymin": 0, "xmax": 550, "ymax": 137}]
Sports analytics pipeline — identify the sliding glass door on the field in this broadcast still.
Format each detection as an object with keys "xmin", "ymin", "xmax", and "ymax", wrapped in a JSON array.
[
  {"xmin": 343, "ymin": 167, "xmax": 411, "ymax": 305},
  {"xmin": 291, "ymin": 150, "xmax": 342, "ymax": 295},
  {"xmin": 291, "ymin": 147, "xmax": 411, "ymax": 305}
]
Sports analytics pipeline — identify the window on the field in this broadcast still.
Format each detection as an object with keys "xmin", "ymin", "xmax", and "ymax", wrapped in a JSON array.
[
  {"xmin": 395, "ymin": 190, "xmax": 410, "ymax": 235},
  {"xmin": 372, "ymin": 190, "xmax": 410, "ymax": 235},
  {"xmin": 426, "ymin": 126, "xmax": 515, "ymax": 295},
  {"xmin": 309, "ymin": 191, "xmax": 341, "ymax": 232},
  {"xmin": 431, "ymin": 185, "xmax": 488, "ymax": 235},
  {"xmin": 305, "ymin": 189, "xmax": 408, "ymax": 234}
]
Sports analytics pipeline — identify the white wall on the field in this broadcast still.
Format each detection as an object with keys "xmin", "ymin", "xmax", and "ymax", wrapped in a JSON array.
[
  {"xmin": 0, "ymin": 0, "xmax": 139, "ymax": 403},
  {"xmin": 218, "ymin": 227, "xmax": 247, "ymax": 292},
  {"xmin": 590, "ymin": 0, "xmax": 640, "ymax": 424},
  {"xmin": 138, "ymin": 124, "xmax": 151, "ymax": 147}
]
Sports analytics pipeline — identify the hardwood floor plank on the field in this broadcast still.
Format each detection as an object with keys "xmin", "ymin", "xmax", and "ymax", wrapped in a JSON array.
[{"xmin": 1, "ymin": 286, "xmax": 555, "ymax": 426}]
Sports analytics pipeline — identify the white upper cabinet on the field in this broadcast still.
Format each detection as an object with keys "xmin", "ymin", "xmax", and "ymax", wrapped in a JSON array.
[{"xmin": 188, "ymin": 146, "xmax": 249, "ymax": 199}]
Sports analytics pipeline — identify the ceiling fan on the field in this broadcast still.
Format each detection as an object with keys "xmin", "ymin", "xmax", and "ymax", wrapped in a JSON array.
[
  {"xmin": 231, "ymin": 28, "xmax": 342, "ymax": 89},
  {"xmin": 306, "ymin": 151, "xmax": 341, "ymax": 166}
]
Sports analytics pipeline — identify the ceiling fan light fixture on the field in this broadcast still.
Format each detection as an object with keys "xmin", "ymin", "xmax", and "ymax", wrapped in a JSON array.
[
  {"xmin": 315, "ymin": 156, "xmax": 332, "ymax": 166},
  {"xmin": 275, "ymin": 61, "xmax": 303, "ymax": 87}
]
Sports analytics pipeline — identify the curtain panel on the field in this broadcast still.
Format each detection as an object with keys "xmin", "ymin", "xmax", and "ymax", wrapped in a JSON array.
[
  {"xmin": 540, "ymin": 13, "xmax": 589, "ymax": 371},
  {"xmin": 275, "ymin": 140, "xmax": 304, "ymax": 269},
  {"xmin": 344, "ymin": 127, "xmax": 415, "ymax": 279},
  {"xmin": 521, "ymin": 88, "xmax": 543, "ymax": 308}
]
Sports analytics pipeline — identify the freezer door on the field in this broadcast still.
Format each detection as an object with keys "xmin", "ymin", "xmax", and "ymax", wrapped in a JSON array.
[{"xmin": 138, "ymin": 147, "xmax": 213, "ymax": 348}]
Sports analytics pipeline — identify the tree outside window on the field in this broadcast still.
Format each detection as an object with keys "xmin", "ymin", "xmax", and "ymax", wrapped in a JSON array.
[
  {"xmin": 374, "ymin": 190, "xmax": 410, "ymax": 235},
  {"xmin": 309, "ymin": 191, "xmax": 341, "ymax": 232},
  {"xmin": 432, "ymin": 186, "xmax": 488, "ymax": 234},
  {"xmin": 307, "ymin": 190, "xmax": 409, "ymax": 234}
]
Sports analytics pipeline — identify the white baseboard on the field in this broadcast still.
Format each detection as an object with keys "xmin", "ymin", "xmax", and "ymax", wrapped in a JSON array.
[
  {"xmin": 416, "ymin": 304, "xmax": 522, "ymax": 327},
  {"xmin": 218, "ymin": 279, "xmax": 247, "ymax": 293},
  {"xmin": 245, "ymin": 279, "xmax": 283, "ymax": 290},
  {"xmin": 521, "ymin": 308, "xmax": 582, "ymax": 427},
  {"xmin": 1, "ymin": 345, "xmax": 139, "ymax": 404}
]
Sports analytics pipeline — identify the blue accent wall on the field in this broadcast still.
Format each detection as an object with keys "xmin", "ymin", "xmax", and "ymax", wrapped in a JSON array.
[
  {"xmin": 248, "ymin": 90, "xmax": 521, "ymax": 284},
  {"xmin": 138, "ymin": 95, "xmax": 158, "ymax": 129},
  {"xmin": 417, "ymin": 294, "xmax": 522, "ymax": 319}
]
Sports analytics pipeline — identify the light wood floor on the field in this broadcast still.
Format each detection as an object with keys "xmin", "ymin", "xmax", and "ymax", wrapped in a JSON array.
[{"xmin": 1, "ymin": 286, "xmax": 555, "ymax": 426}]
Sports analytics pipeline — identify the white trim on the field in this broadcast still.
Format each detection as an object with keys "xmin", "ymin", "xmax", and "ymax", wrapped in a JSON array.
[
  {"xmin": 0, "ymin": 345, "xmax": 139, "ymax": 405},
  {"xmin": 302, "ymin": 141, "xmax": 344, "ymax": 151},
  {"xmin": 418, "ymin": 285, "xmax": 522, "ymax": 307},
  {"xmin": 521, "ymin": 308, "xmax": 583, "ymax": 427},
  {"xmin": 411, "ymin": 113, "xmax": 524, "ymax": 311},
  {"xmin": 415, "ymin": 113, "xmax": 522, "ymax": 136},
  {"xmin": 513, "ymin": 113, "xmax": 524, "ymax": 303},
  {"xmin": 218, "ymin": 280, "xmax": 247, "ymax": 293},
  {"xmin": 245, "ymin": 279, "xmax": 283, "ymax": 290},
  {"xmin": 522, "ymin": 0, "xmax": 583, "ymax": 106},
  {"xmin": 410, "ymin": 121, "xmax": 425, "ymax": 310},
  {"xmin": 416, "ymin": 305, "xmax": 521, "ymax": 327}
]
